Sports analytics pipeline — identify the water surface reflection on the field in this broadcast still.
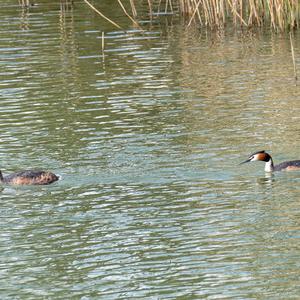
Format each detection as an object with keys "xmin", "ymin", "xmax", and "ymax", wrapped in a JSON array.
[{"xmin": 1, "ymin": 1, "xmax": 300, "ymax": 299}]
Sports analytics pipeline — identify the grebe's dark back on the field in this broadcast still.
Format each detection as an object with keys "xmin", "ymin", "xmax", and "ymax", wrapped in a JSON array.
[
  {"xmin": 0, "ymin": 169, "xmax": 59, "ymax": 185},
  {"xmin": 240, "ymin": 150, "xmax": 300, "ymax": 172}
]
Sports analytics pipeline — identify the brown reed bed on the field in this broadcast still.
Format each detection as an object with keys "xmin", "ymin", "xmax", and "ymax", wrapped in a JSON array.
[
  {"xmin": 132, "ymin": 0, "xmax": 300, "ymax": 31},
  {"xmin": 17, "ymin": 1, "xmax": 300, "ymax": 31}
]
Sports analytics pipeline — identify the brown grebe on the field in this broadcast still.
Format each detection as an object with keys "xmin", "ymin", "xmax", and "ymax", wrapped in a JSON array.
[
  {"xmin": 0, "ymin": 169, "xmax": 59, "ymax": 185},
  {"xmin": 240, "ymin": 150, "xmax": 300, "ymax": 172}
]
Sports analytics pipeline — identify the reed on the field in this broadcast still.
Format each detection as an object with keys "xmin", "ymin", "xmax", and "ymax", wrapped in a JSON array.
[
  {"xmin": 83, "ymin": 0, "xmax": 122, "ymax": 29},
  {"xmin": 18, "ymin": 0, "xmax": 30, "ymax": 7},
  {"xmin": 17, "ymin": 1, "xmax": 300, "ymax": 31},
  {"xmin": 289, "ymin": 31, "xmax": 297, "ymax": 82},
  {"xmin": 137, "ymin": 0, "xmax": 300, "ymax": 31}
]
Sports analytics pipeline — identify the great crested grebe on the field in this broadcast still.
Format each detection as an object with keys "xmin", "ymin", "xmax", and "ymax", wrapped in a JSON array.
[
  {"xmin": 240, "ymin": 150, "xmax": 300, "ymax": 172},
  {"xmin": 0, "ymin": 169, "xmax": 59, "ymax": 185}
]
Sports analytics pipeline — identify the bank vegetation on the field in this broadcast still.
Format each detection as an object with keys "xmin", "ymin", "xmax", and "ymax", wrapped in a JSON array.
[
  {"xmin": 137, "ymin": 0, "xmax": 300, "ymax": 31},
  {"xmin": 18, "ymin": 0, "xmax": 300, "ymax": 31}
]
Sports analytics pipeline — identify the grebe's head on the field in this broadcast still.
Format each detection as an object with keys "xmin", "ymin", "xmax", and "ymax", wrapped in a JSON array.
[{"xmin": 240, "ymin": 150, "xmax": 271, "ymax": 164}]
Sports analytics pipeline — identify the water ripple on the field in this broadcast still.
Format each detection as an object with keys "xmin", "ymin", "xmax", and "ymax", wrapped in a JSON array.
[{"xmin": 1, "ymin": 1, "xmax": 300, "ymax": 299}]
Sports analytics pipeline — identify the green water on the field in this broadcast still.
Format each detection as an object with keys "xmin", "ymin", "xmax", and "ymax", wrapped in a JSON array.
[{"xmin": 1, "ymin": 1, "xmax": 300, "ymax": 299}]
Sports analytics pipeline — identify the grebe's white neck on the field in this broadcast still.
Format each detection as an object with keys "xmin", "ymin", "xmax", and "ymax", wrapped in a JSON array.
[{"xmin": 264, "ymin": 158, "xmax": 274, "ymax": 172}]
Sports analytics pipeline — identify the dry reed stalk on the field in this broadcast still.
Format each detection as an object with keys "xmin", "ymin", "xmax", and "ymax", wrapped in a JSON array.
[
  {"xmin": 178, "ymin": 0, "xmax": 184, "ymax": 15},
  {"xmin": 148, "ymin": 0, "xmax": 153, "ymax": 17},
  {"xmin": 212, "ymin": 0, "xmax": 219, "ymax": 26},
  {"xmin": 183, "ymin": 0, "xmax": 191, "ymax": 15},
  {"xmin": 187, "ymin": 0, "xmax": 202, "ymax": 27},
  {"xmin": 101, "ymin": 31, "xmax": 105, "ymax": 63},
  {"xmin": 130, "ymin": 0, "xmax": 138, "ymax": 18},
  {"xmin": 238, "ymin": 0, "xmax": 242, "ymax": 25},
  {"xmin": 276, "ymin": 0, "xmax": 284, "ymax": 30},
  {"xmin": 206, "ymin": 0, "xmax": 214, "ymax": 26},
  {"xmin": 169, "ymin": 0, "xmax": 174, "ymax": 14},
  {"xmin": 289, "ymin": 31, "xmax": 297, "ymax": 82},
  {"xmin": 269, "ymin": 0, "xmax": 276, "ymax": 29},
  {"xmin": 195, "ymin": 0, "xmax": 203, "ymax": 24},
  {"xmin": 202, "ymin": 0, "xmax": 209, "ymax": 26},
  {"xmin": 249, "ymin": 0, "xmax": 261, "ymax": 27},
  {"xmin": 117, "ymin": 0, "xmax": 141, "ymax": 28},
  {"xmin": 83, "ymin": 0, "xmax": 122, "ymax": 29},
  {"xmin": 101, "ymin": 31, "xmax": 105, "ymax": 53},
  {"xmin": 19, "ymin": 0, "xmax": 30, "ymax": 7},
  {"xmin": 227, "ymin": 0, "xmax": 247, "ymax": 26}
]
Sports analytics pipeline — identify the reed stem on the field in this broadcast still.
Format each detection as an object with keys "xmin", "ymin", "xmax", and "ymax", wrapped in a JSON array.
[
  {"xmin": 289, "ymin": 31, "xmax": 297, "ymax": 82},
  {"xmin": 101, "ymin": 31, "xmax": 105, "ymax": 53},
  {"xmin": 117, "ymin": 0, "xmax": 142, "ymax": 28},
  {"xmin": 83, "ymin": 0, "xmax": 122, "ymax": 29}
]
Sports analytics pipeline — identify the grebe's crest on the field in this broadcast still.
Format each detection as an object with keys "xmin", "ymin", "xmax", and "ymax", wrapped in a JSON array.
[{"xmin": 251, "ymin": 150, "xmax": 271, "ymax": 162}]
